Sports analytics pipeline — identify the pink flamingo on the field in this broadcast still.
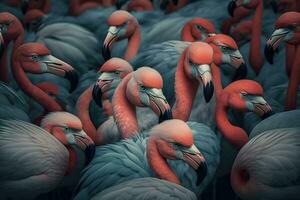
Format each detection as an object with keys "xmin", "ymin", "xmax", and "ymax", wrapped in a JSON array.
[
  {"xmin": 265, "ymin": 11, "xmax": 300, "ymax": 110},
  {"xmin": 12, "ymin": 43, "xmax": 78, "ymax": 122},
  {"xmin": 76, "ymin": 58, "xmax": 133, "ymax": 145},
  {"xmin": 221, "ymin": 7, "xmax": 251, "ymax": 34},
  {"xmin": 228, "ymin": 0, "xmax": 264, "ymax": 75},
  {"xmin": 111, "ymin": 67, "xmax": 172, "ymax": 139},
  {"xmin": 216, "ymin": 80, "xmax": 273, "ymax": 149},
  {"xmin": 102, "ymin": 10, "xmax": 216, "ymax": 61},
  {"xmin": 0, "ymin": 112, "xmax": 95, "ymax": 199},
  {"xmin": 0, "ymin": 12, "xmax": 24, "ymax": 83},
  {"xmin": 125, "ymin": 0, "xmax": 154, "ymax": 12}
]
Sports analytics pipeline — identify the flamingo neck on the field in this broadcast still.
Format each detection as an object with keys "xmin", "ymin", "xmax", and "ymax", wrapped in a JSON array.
[
  {"xmin": 112, "ymin": 74, "xmax": 139, "ymax": 138},
  {"xmin": 0, "ymin": 42, "xmax": 9, "ymax": 83},
  {"xmin": 42, "ymin": 0, "xmax": 51, "ymax": 13},
  {"xmin": 249, "ymin": 0, "xmax": 264, "ymax": 74},
  {"xmin": 147, "ymin": 137, "xmax": 180, "ymax": 184},
  {"xmin": 12, "ymin": 55, "xmax": 63, "ymax": 114},
  {"xmin": 285, "ymin": 44, "xmax": 300, "ymax": 110},
  {"xmin": 285, "ymin": 44, "xmax": 296, "ymax": 77},
  {"xmin": 211, "ymin": 63, "xmax": 222, "ymax": 98},
  {"xmin": 172, "ymin": 50, "xmax": 199, "ymax": 121},
  {"xmin": 181, "ymin": 24, "xmax": 195, "ymax": 42},
  {"xmin": 215, "ymin": 95, "xmax": 248, "ymax": 149},
  {"xmin": 76, "ymin": 86, "xmax": 97, "ymax": 141},
  {"xmin": 124, "ymin": 26, "xmax": 141, "ymax": 61}
]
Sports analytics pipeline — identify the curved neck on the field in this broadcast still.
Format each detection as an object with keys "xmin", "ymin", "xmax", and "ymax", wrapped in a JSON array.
[
  {"xmin": 249, "ymin": 0, "xmax": 264, "ymax": 74},
  {"xmin": 181, "ymin": 24, "xmax": 195, "ymax": 42},
  {"xmin": 215, "ymin": 95, "xmax": 248, "ymax": 149},
  {"xmin": 76, "ymin": 86, "xmax": 96, "ymax": 141},
  {"xmin": 124, "ymin": 26, "xmax": 141, "ymax": 61},
  {"xmin": 211, "ymin": 63, "xmax": 222, "ymax": 98},
  {"xmin": 147, "ymin": 137, "xmax": 180, "ymax": 184},
  {"xmin": 112, "ymin": 74, "xmax": 139, "ymax": 138},
  {"xmin": 172, "ymin": 50, "xmax": 199, "ymax": 121},
  {"xmin": 285, "ymin": 44, "xmax": 300, "ymax": 111},
  {"xmin": 285, "ymin": 44, "xmax": 296, "ymax": 77},
  {"xmin": 12, "ymin": 54, "xmax": 63, "ymax": 113}
]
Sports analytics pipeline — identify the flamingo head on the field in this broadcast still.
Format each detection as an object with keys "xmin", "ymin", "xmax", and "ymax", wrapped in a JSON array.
[
  {"xmin": 102, "ymin": 10, "xmax": 139, "ymax": 61},
  {"xmin": 224, "ymin": 80, "xmax": 274, "ymax": 119},
  {"xmin": 41, "ymin": 112, "xmax": 95, "ymax": 174},
  {"xmin": 228, "ymin": 0, "xmax": 258, "ymax": 16},
  {"xmin": 184, "ymin": 42, "xmax": 214, "ymax": 102},
  {"xmin": 181, "ymin": 18, "xmax": 216, "ymax": 42},
  {"xmin": 232, "ymin": 20, "xmax": 253, "ymax": 47},
  {"xmin": 206, "ymin": 34, "xmax": 247, "ymax": 80},
  {"xmin": 265, "ymin": 12, "xmax": 300, "ymax": 64},
  {"xmin": 15, "ymin": 43, "xmax": 79, "ymax": 92},
  {"xmin": 148, "ymin": 119, "xmax": 207, "ymax": 185},
  {"xmin": 92, "ymin": 58, "xmax": 133, "ymax": 107},
  {"xmin": 126, "ymin": 67, "xmax": 172, "ymax": 123},
  {"xmin": 0, "ymin": 12, "xmax": 23, "ymax": 46},
  {"xmin": 24, "ymin": 9, "xmax": 45, "ymax": 32}
]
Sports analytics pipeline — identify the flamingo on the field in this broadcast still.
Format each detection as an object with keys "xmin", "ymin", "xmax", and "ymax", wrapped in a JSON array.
[
  {"xmin": 0, "ymin": 112, "xmax": 95, "ymax": 199},
  {"xmin": 76, "ymin": 57, "xmax": 133, "ymax": 144},
  {"xmin": 102, "ymin": 10, "xmax": 216, "ymax": 61},
  {"xmin": 221, "ymin": 7, "xmax": 251, "ymax": 34},
  {"xmin": 73, "ymin": 119, "xmax": 220, "ymax": 199},
  {"xmin": 216, "ymin": 80, "xmax": 274, "ymax": 150},
  {"xmin": 231, "ymin": 110, "xmax": 300, "ymax": 200},
  {"xmin": 270, "ymin": 0, "xmax": 300, "ymax": 13},
  {"xmin": 228, "ymin": 0, "xmax": 265, "ymax": 75},
  {"xmin": 12, "ymin": 43, "xmax": 79, "ymax": 122},
  {"xmin": 265, "ymin": 11, "xmax": 300, "ymax": 111},
  {"xmin": 92, "ymin": 177, "xmax": 197, "ymax": 200}
]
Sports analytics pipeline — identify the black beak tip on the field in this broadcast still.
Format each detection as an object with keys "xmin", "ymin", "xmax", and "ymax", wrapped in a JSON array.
[
  {"xmin": 234, "ymin": 63, "xmax": 247, "ymax": 81},
  {"xmin": 264, "ymin": 44, "xmax": 275, "ymax": 64},
  {"xmin": 102, "ymin": 45, "xmax": 111, "ymax": 61},
  {"xmin": 196, "ymin": 161, "xmax": 208, "ymax": 186},
  {"xmin": 227, "ymin": 1, "xmax": 236, "ymax": 17},
  {"xmin": 92, "ymin": 84, "xmax": 103, "ymax": 108},
  {"xmin": 0, "ymin": 44, "xmax": 4, "ymax": 59},
  {"xmin": 261, "ymin": 110, "xmax": 275, "ymax": 120},
  {"xmin": 159, "ymin": 108, "xmax": 173, "ymax": 123},
  {"xmin": 84, "ymin": 144, "xmax": 96, "ymax": 165},
  {"xmin": 65, "ymin": 70, "xmax": 79, "ymax": 93},
  {"xmin": 203, "ymin": 81, "xmax": 214, "ymax": 103}
]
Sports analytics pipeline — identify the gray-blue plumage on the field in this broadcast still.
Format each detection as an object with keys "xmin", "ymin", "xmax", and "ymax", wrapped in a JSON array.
[
  {"xmin": 89, "ymin": 177, "xmax": 197, "ymax": 200},
  {"xmin": 73, "ymin": 121, "xmax": 220, "ymax": 199}
]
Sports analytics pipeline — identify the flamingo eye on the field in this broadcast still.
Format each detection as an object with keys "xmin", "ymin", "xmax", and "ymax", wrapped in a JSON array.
[
  {"xmin": 196, "ymin": 25, "xmax": 204, "ymax": 31},
  {"xmin": 140, "ymin": 84, "xmax": 146, "ymax": 91},
  {"xmin": 31, "ymin": 55, "xmax": 39, "ymax": 62},
  {"xmin": 115, "ymin": 71, "xmax": 120, "ymax": 75},
  {"xmin": 241, "ymin": 91, "xmax": 247, "ymax": 96}
]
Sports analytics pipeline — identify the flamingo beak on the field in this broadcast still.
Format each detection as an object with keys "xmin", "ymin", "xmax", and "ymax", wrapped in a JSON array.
[
  {"xmin": 102, "ymin": 26, "xmax": 120, "ymax": 61},
  {"xmin": 227, "ymin": 0, "xmax": 237, "ymax": 17},
  {"xmin": 141, "ymin": 88, "xmax": 172, "ymax": 122},
  {"xmin": 230, "ymin": 50, "xmax": 247, "ymax": 80},
  {"xmin": 0, "ymin": 33, "xmax": 3, "ymax": 59},
  {"xmin": 270, "ymin": 0, "xmax": 278, "ymax": 13},
  {"xmin": 40, "ymin": 55, "xmax": 79, "ymax": 92},
  {"xmin": 195, "ymin": 64, "xmax": 214, "ymax": 103},
  {"xmin": 21, "ymin": 0, "xmax": 29, "ymax": 14},
  {"xmin": 73, "ymin": 131, "xmax": 95, "ymax": 165},
  {"xmin": 265, "ymin": 28, "xmax": 290, "ymax": 64},
  {"xmin": 246, "ymin": 96, "xmax": 274, "ymax": 119},
  {"xmin": 92, "ymin": 72, "xmax": 115, "ymax": 107},
  {"xmin": 182, "ymin": 144, "xmax": 207, "ymax": 185}
]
